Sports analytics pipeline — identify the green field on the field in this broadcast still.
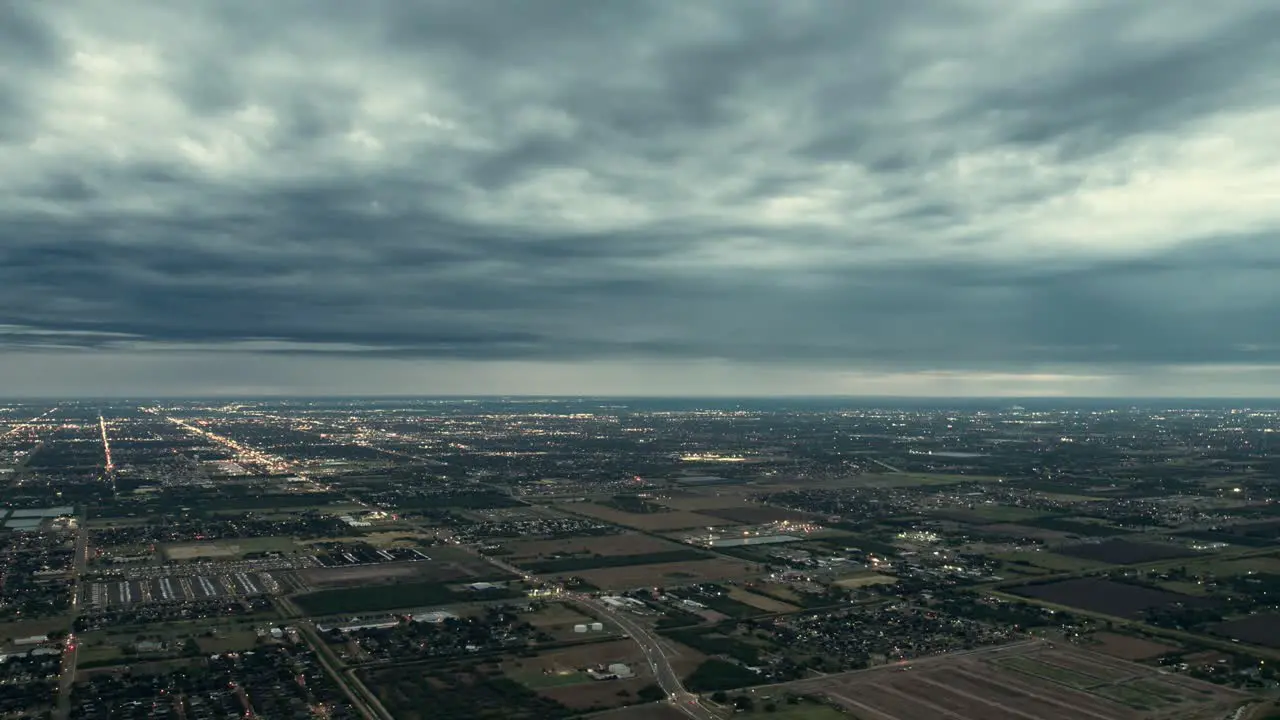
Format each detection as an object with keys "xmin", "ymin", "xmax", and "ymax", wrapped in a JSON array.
[{"xmin": 511, "ymin": 670, "xmax": 592, "ymax": 689}]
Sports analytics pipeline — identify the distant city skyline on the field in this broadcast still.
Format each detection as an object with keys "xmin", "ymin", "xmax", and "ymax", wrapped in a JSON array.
[{"xmin": 2, "ymin": 2, "xmax": 1278, "ymax": 397}]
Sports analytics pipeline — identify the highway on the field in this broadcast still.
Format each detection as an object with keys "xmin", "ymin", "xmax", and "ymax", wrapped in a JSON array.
[{"xmin": 55, "ymin": 519, "xmax": 90, "ymax": 720}]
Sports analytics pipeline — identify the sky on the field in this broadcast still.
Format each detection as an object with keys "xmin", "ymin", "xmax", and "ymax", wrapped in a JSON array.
[{"xmin": 2, "ymin": 1, "xmax": 1279, "ymax": 398}]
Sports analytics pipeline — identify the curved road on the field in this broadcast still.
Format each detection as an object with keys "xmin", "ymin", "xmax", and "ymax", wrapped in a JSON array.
[{"xmin": 568, "ymin": 593, "xmax": 718, "ymax": 720}]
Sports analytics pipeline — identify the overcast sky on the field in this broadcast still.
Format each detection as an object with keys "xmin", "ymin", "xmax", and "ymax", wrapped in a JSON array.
[{"xmin": 2, "ymin": 1, "xmax": 1279, "ymax": 398}]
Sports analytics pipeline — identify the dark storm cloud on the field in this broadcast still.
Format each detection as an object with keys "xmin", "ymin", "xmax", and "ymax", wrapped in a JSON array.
[
  {"xmin": 973, "ymin": 7, "xmax": 1280, "ymax": 159},
  {"xmin": 1, "ymin": 0, "xmax": 1279, "ymax": 392}
]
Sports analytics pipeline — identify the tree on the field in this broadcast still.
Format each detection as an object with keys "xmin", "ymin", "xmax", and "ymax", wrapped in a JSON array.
[{"xmin": 710, "ymin": 691, "xmax": 728, "ymax": 704}]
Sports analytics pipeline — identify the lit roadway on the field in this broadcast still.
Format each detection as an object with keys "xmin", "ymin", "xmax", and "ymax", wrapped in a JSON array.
[
  {"xmin": 0, "ymin": 406, "xmax": 58, "ymax": 440},
  {"xmin": 55, "ymin": 518, "xmax": 90, "ymax": 720}
]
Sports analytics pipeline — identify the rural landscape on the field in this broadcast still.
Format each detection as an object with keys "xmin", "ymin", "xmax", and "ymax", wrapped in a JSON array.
[{"xmin": 2, "ymin": 398, "xmax": 1280, "ymax": 719}]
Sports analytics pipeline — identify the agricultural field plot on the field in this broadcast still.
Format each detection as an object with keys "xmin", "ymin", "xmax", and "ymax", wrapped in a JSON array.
[
  {"xmin": 524, "ymin": 602, "xmax": 595, "ymax": 630},
  {"xmin": 521, "ymin": 549, "xmax": 711, "ymax": 574},
  {"xmin": 506, "ymin": 640, "xmax": 646, "ymax": 676},
  {"xmin": 1084, "ymin": 632, "xmax": 1180, "ymax": 661},
  {"xmin": 1180, "ymin": 555, "xmax": 1280, "ymax": 577},
  {"xmin": 1009, "ymin": 578, "xmax": 1218, "ymax": 618},
  {"xmin": 728, "ymin": 702, "xmax": 850, "ymax": 720},
  {"xmin": 993, "ymin": 551, "xmax": 1110, "ymax": 574},
  {"xmin": 979, "ymin": 523, "xmax": 1077, "ymax": 542},
  {"xmin": 503, "ymin": 533, "xmax": 687, "ymax": 560},
  {"xmin": 856, "ymin": 473, "xmax": 1004, "ymax": 488},
  {"xmin": 1055, "ymin": 539, "xmax": 1195, "ymax": 565},
  {"xmin": 561, "ymin": 502, "xmax": 737, "ymax": 531},
  {"xmin": 655, "ymin": 493, "xmax": 758, "ymax": 512},
  {"xmin": 551, "ymin": 558, "xmax": 762, "ymax": 591},
  {"xmin": 84, "ymin": 571, "xmax": 281, "ymax": 607},
  {"xmin": 725, "ymin": 587, "xmax": 799, "ymax": 613},
  {"xmin": 587, "ymin": 705, "xmax": 688, "ymax": 720},
  {"xmin": 1211, "ymin": 613, "xmax": 1280, "ymax": 648},
  {"xmin": 162, "ymin": 536, "xmax": 301, "ymax": 560},
  {"xmin": 506, "ymin": 639, "xmax": 652, "ymax": 712},
  {"xmin": 931, "ymin": 505, "xmax": 1046, "ymax": 524},
  {"xmin": 361, "ymin": 665, "xmax": 570, "ymax": 720},
  {"xmin": 833, "ymin": 573, "xmax": 897, "ymax": 590},
  {"xmin": 1015, "ymin": 516, "xmax": 1136, "ymax": 537},
  {"xmin": 697, "ymin": 506, "xmax": 820, "ymax": 524},
  {"xmin": 782, "ymin": 642, "xmax": 1247, "ymax": 720},
  {"xmin": 293, "ymin": 578, "xmax": 523, "ymax": 615}
]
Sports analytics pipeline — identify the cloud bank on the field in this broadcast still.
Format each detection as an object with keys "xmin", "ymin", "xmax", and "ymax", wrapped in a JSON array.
[{"xmin": 2, "ymin": 1, "xmax": 1279, "ymax": 396}]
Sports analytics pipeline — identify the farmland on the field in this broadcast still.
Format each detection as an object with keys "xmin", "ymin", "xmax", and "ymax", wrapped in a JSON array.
[
  {"xmin": 559, "ymin": 502, "xmax": 736, "ymax": 531},
  {"xmin": 551, "ymin": 557, "xmax": 762, "ymax": 591},
  {"xmin": 502, "ymin": 533, "xmax": 684, "ymax": 559},
  {"xmin": 992, "ymin": 551, "xmax": 1109, "ymax": 574},
  {"xmin": 696, "ymin": 506, "xmax": 819, "ymax": 524},
  {"xmin": 1054, "ymin": 539, "xmax": 1194, "ymax": 565},
  {"xmin": 293, "ymin": 579, "xmax": 524, "ymax": 614},
  {"xmin": 726, "ymin": 587, "xmax": 799, "ymax": 613},
  {"xmin": 776, "ymin": 642, "xmax": 1247, "ymax": 719},
  {"xmin": 1084, "ymin": 632, "xmax": 1179, "ymax": 660},
  {"xmin": 1211, "ymin": 613, "xmax": 1280, "ymax": 648},
  {"xmin": 361, "ymin": 664, "xmax": 571, "ymax": 720},
  {"xmin": 1009, "ymin": 578, "xmax": 1217, "ymax": 618},
  {"xmin": 162, "ymin": 536, "xmax": 301, "ymax": 560},
  {"xmin": 501, "ymin": 533, "xmax": 714, "ymax": 573},
  {"xmin": 523, "ymin": 550, "xmax": 710, "ymax": 574},
  {"xmin": 499, "ymin": 639, "xmax": 659, "ymax": 712}
]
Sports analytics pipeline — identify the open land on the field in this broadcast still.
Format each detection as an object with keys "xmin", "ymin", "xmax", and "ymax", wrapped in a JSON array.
[
  {"xmin": 1009, "ymin": 578, "xmax": 1217, "ymax": 618},
  {"xmin": 560, "ymin": 502, "xmax": 738, "ymax": 531},
  {"xmin": 548, "ymin": 557, "xmax": 761, "ymax": 591},
  {"xmin": 777, "ymin": 642, "xmax": 1247, "ymax": 720},
  {"xmin": 1055, "ymin": 539, "xmax": 1195, "ymax": 565},
  {"xmin": 725, "ymin": 587, "xmax": 799, "ymax": 612},
  {"xmin": 1085, "ymin": 633, "xmax": 1180, "ymax": 661}
]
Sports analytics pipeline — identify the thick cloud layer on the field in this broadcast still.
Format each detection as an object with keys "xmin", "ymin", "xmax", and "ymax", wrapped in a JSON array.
[{"xmin": 2, "ymin": 1, "xmax": 1279, "ymax": 396}]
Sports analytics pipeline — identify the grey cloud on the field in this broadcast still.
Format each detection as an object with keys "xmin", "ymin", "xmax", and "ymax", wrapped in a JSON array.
[
  {"xmin": 2, "ymin": 0, "xmax": 1279, "ymax": 394},
  {"xmin": 978, "ymin": 7, "xmax": 1280, "ymax": 159}
]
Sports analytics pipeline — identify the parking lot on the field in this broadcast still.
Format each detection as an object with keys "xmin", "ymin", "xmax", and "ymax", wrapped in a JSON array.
[{"xmin": 85, "ymin": 571, "xmax": 281, "ymax": 607}]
